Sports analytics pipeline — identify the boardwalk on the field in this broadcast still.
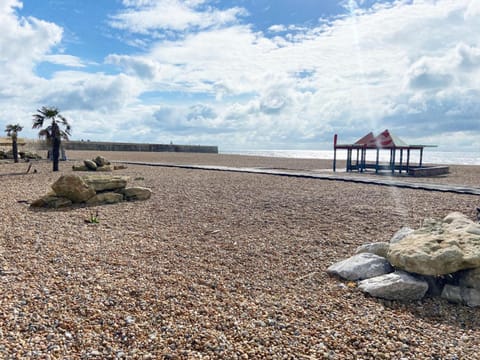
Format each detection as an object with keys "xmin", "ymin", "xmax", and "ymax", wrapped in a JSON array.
[{"xmin": 119, "ymin": 161, "xmax": 480, "ymax": 196}]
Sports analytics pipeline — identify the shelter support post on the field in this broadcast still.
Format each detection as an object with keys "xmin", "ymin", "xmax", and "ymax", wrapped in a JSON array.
[
  {"xmin": 333, "ymin": 148, "xmax": 337, "ymax": 172},
  {"xmin": 346, "ymin": 148, "xmax": 351, "ymax": 172},
  {"xmin": 391, "ymin": 148, "xmax": 396, "ymax": 174},
  {"xmin": 407, "ymin": 149, "xmax": 410, "ymax": 172},
  {"xmin": 361, "ymin": 146, "xmax": 366, "ymax": 172},
  {"xmin": 356, "ymin": 149, "xmax": 360, "ymax": 171},
  {"xmin": 333, "ymin": 134, "xmax": 337, "ymax": 172},
  {"xmin": 399, "ymin": 149, "xmax": 403, "ymax": 173}
]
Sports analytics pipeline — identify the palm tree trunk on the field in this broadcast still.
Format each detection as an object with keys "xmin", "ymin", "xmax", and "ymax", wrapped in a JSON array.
[
  {"xmin": 52, "ymin": 137, "xmax": 60, "ymax": 171},
  {"xmin": 12, "ymin": 140, "xmax": 18, "ymax": 163}
]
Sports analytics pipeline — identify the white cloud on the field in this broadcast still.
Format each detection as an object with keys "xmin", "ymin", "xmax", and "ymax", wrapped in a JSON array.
[
  {"xmin": 1, "ymin": 0, "xmax": 480, "ymax": 151},
  {"xmin": 464, "ymin": 0, "xmax": 480, "ymax": 18},
  {"xmin": 43, "ymin": 54, "xmax": 86, "ymax": 68},
  {"xmin": 0, "ymin": 2, "xmax": 62, "ymax": 75},
  {"xmin": 268, "ymin": 24, "xmax": 286, "ymax": 33},
  {"xmin": 0, "ymin": 0, "xmax": 64, "ymax": 135},
  {"xmin": 41, "ymin": 71, "xmax": 143, "ymax": 112},
  {"xmin": 109, "ymin": 0, "xmax": 247, "ymax": 34}
]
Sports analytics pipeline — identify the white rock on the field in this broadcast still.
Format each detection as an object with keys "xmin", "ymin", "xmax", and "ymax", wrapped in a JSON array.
[
  {"xmin": 327, "ymin": 253, "xmax": 393, "ymax": 281},
  {"xmin": 358, "ymin": 271, "xmax": 428, "ymax": 301}
]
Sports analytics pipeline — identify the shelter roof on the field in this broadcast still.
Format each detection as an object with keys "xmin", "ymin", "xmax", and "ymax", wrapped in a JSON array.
[
  {"xmin": 334, "ymin": 129, "xmax": 435, "ymax": 150},
  {"xmin": 352, "ymin": 129, "xmax": 409, "ymax": 148},
  {"xmin": 370, "ymin": 129, "xmax": 409, "ymax": 148},
  {"xmin": 354, "ymin": 132, "xmax": 375, "ymax": 145}
]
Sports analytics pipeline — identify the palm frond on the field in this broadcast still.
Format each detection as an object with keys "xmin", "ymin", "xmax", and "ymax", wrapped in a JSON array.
[
  {"xmin": 33, "ymin": 106, "xmax": 71, "ymax": 139},
  {"xmin": 5, "ymin": 124, "xmax": 23, "ymax": 137},
  {"xmin": 38, "ymin": 128, "xmax": 53, "ymax": 140}
]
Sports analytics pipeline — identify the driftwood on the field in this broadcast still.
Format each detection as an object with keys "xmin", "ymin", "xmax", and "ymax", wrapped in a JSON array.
[{"xmin": 0, "ymin": 163, "xmax": 36, "ymax": 177}]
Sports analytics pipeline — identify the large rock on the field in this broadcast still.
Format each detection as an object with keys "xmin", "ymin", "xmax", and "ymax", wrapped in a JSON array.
[
  {"xmin": 30, "ymin": 173, "xmax": 152, "ymax": 208},
  {"xmin": 84, "ymin": 159, "xmax": 97, "ymax": 170},
  {"xmin": 86, "ymin": 192, "xmax": 124, "ymax": 205},
  {"xmin": 72, "ymin": 164, "xmax": 89, "ymax": 171},
  {"xmin": 20, "ymin": 151, "xmax": 42, "ymax": 160},
  {"xmin": 458, "ymin": 268, "xmax": 480, "ymax": 289},
  {"xmin": 51, "ymin": 175, "xmax": 96, "ymax": 203},
  {"xmin": 355, "ymin": 242, "xmax": 390, "ymax": 258},
  {"xmin": 387, "ymin": 212, "xmax": 480, "ymax": 275},
  {"xmin": 358, "ymin": 271, "xmax": 429, "ymax": 301},
  {"xmin": 122, "ymin": 187, "xmax": 152, "ymax": 201},
  {"xmin": 390, "ymin": 227, "xmax": 414, "ymax": 244},
  {"xmin": 82, "ymin": 175, "xmax": 128, "ymax": 192},
  {"xmin": 94, "ymin": 156, "xmax": 110, "ymax": 167},
  {"xmin": 327, "ymin": 253, "xmax": 393, "ymax": 281},
  {"xmin": 96, "ymin": 164, "xmax": 114, "ymax": 172},
  {"xmin": 441, "ymin": 284, "xmax": 480, "ymax": 307},
  {"xmin": 30, "ymin": 194, "xmax": 72, "ymax": 209},
  {"xmin": 417, "ymin": 275, "xmax": 449, "ymax": 297}
]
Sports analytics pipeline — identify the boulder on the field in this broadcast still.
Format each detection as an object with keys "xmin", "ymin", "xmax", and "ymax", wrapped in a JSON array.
[
  {"xmin": 358, "ymin": 271, "xmax": 429, "ymax": 301},
  {"xmin": 72, "ymin": 164, "xmax": 89, "ymax": 171},
  {"xmin": 355, "ymin": 242, "xmax": 390, "ymax": 258},
  {"xmin": 20, "ymin": 151, "xmax": 42, "ymax": 160},
  {"xmin": 30, "ymin": 173, "xmax": 151, "ymax": 208},
  {"xmin": 387, "ymin": 212, "xmax": 480, "ymax": 275},
  {"xmin": 327, "ymin": 253, "xmax": 393, "ymax": 281},
  {"xmin": 441, "ymin": 284, "xmax": 480, "ymax": 307},
  {"xmin": 96, "ymin": 164, "xmax": 114, "ymax": 172},
  {"xmin": 390, "ymin": 227, "xmax": 414, "ymax": 244},
  {"xmin": 122, "ymin": 187, "xmax": 152, "ymax": 201},
  {"xmin": 82, "ymin": 175, "xmax": 128, "ymax": 192},
  {"xmin": 86, "ymin": 192, "xmax": 124, "ymax": 205},
  {"xmin": 417, "ymin": 275, "xmax": 449, "ymax": 297},
  {"xmin": 458, "ymin": 268, "xmax": 480, "ymax": 289},
  {"xmin": 30, "ymin": 195, "xmax": 72, "ymax": 209},
  {"xmin": 94, "ymin": 156, "xmax": 110, "ymax": 167},
  {"xmin": 51, "ymin": 175, "xmax": 96, "ymax": 203},
  {"xmin": 84, "ymin": 159, "xmax": 98, "ymax": 170}
]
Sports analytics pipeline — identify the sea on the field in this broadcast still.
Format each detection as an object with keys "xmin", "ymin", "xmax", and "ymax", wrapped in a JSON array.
[{"xmin": 221, "ymin": 149, "xmax": 480, "ymax": 166}]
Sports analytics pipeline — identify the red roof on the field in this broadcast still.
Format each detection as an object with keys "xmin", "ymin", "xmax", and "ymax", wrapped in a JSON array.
[
  {"xmin": 354, "ymin": 132, "xmax": 375, "ymax": 145},
  {"xmin": 353, "ymin": 129, "xmax": 409, "ymax": 148}
]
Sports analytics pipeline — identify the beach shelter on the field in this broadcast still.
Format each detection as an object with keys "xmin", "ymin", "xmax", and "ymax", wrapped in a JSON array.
[{"xmin": 333, "ymin": 129, "xmax": 432, "ymax": 174}]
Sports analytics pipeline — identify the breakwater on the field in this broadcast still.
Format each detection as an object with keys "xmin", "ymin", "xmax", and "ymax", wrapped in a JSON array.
[{"xmin": 34, "ymin": 140, "xmax": 218, "ymax": 154}]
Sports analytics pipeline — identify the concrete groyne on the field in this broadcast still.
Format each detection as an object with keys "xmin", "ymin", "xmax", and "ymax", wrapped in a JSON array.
[{"xmin": 32, "ymin": 140, "xmax": 218, "ymax": 154}]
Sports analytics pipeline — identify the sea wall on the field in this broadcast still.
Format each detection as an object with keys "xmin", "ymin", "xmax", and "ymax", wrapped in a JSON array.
[{"xmin": 34, "ymin": 141, "xmax": 218, "ymax": 154}]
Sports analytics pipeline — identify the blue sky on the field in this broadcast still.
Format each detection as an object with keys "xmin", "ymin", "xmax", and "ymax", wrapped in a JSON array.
[{"xmin": 1, "ymin": 0, "xmax": 479, "ymax": 151}]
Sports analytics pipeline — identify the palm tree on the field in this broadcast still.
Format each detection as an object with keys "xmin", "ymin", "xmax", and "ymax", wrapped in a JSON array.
[
  {"xmin": 32, "ymin": 106, "xmax": 71, "ymax": 171},
  {"xmin": 5, "ymin": 124, "xmax": 23, "ymax": 163}
]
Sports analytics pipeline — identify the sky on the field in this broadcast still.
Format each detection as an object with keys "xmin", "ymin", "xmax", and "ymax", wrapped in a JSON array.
[{"xmin": 0, "ymin": 0, "xmax": 479, "ymax": 152}]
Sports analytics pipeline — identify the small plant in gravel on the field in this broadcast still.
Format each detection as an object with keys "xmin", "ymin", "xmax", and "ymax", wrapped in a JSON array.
[{"xmin": 85, "ymin": 210, "xmax": 100, "ymax": 224}]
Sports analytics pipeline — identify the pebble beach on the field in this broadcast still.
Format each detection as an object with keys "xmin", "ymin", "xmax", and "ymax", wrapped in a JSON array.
[{"xmin": 1, "ymin": 150, "xmax": 479, "ymax": 359}]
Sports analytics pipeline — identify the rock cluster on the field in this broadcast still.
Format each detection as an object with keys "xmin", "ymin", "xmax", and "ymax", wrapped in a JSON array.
[
  {"xmin": 30, "ymin": 174, "xmax": 151, "ymax": 208},
  {"xmin": 72, "ymin": 155, "xmax": 127, "ymax": 172},
  {"xmin": 0, "ymin": 149, "xmax": 42, "ymax": 160},
  {"xmin": 327, "ymin": 212, "xmax": 480, "ymax": 307}
]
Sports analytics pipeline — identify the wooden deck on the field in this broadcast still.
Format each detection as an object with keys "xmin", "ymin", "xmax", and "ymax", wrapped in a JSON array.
[
  {"xmin": 116, "ymin": 161, "xmax": 480, "ymax": 196},
  {"xmin": 408, "ymin": 166, "xmax": 450, "ymax": 177}
]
